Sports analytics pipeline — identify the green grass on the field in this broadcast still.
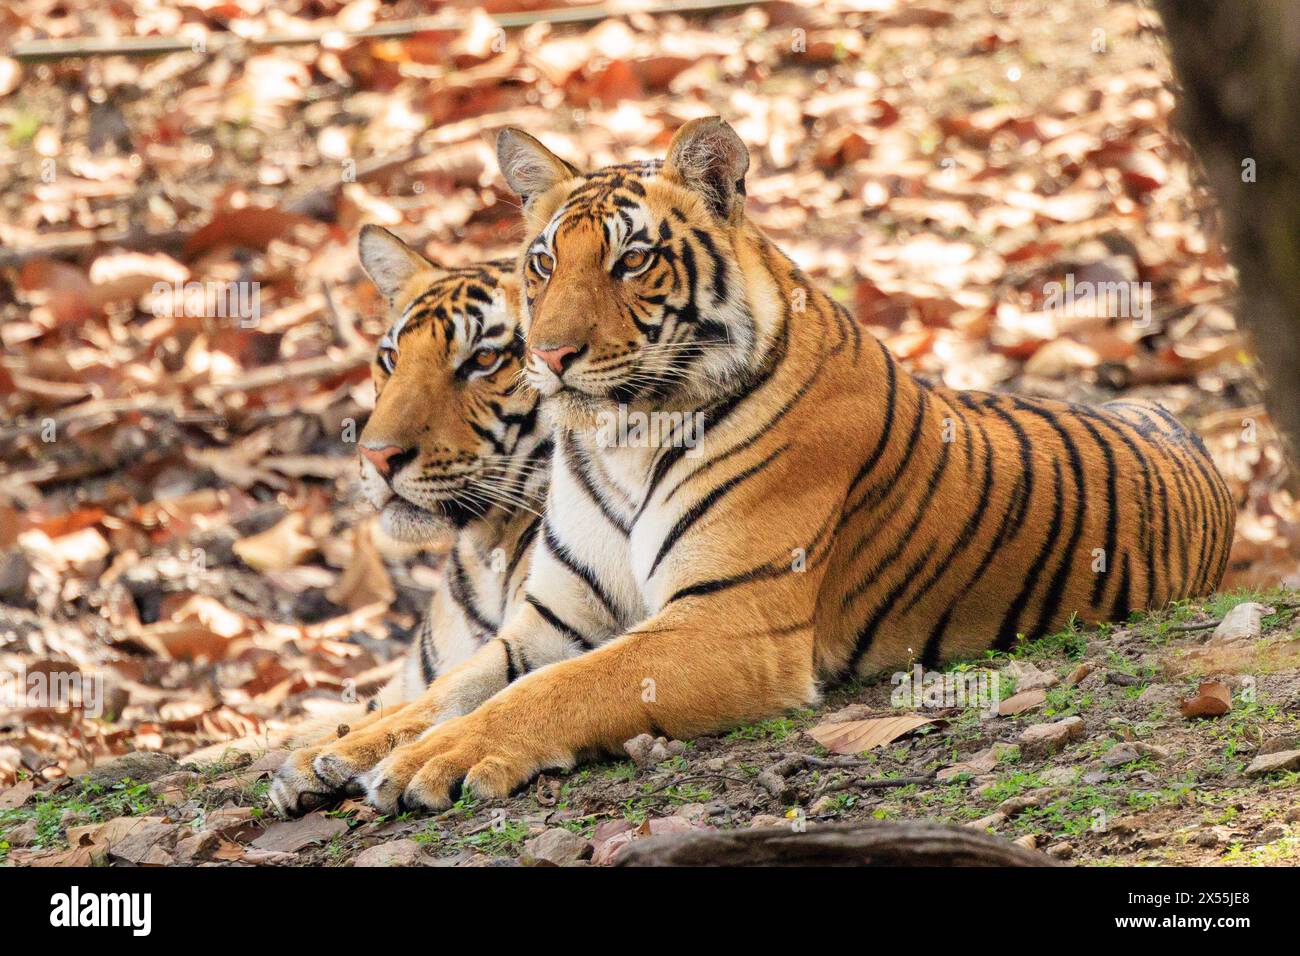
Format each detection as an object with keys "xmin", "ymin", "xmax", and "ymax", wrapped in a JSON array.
[
  {"xmin": 0, "ymin": 777, "xmax": 160, "ymax": 853},
  {"xmin": 726, "ymin": 709, "xmax": 815, "ymax": 742}
]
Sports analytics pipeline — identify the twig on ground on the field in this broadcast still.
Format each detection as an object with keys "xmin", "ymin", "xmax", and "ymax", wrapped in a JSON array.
[{"xmin": 815, "ymin": 774, "xmax": 936, "ymax": 797}]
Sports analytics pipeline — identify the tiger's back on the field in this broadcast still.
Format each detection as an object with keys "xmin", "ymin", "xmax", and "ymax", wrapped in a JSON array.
[{"xmin": 813, "ymin": 334, "xmax": 1235, "ymax": 676}]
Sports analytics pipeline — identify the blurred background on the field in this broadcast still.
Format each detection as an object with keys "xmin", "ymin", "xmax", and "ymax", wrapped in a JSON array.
[{"xmin": 0, "ymin": 0, "xmax": 1291, "ymax": 778}]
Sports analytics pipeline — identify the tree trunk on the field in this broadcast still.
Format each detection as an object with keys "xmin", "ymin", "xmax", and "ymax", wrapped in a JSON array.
[
  {"xmin": 614, "ymin": 822, "xmax": 1056, "ymax": 866},
  {"xmin": 1154, "ymin": 0, "xmax": 1300, "ymax": 471}
]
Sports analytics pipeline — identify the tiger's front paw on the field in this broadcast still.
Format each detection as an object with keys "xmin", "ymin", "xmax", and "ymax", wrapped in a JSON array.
[
  {"xmin": 270, "ymin": 707, "xmax": 437, "ymax": 815},
  {"xmin": 268, "ymin": 745, "xmax": 338, "ymax": 817},
  {"xmin": 362, "ymin": 711, "xmax": 573, "ymax": 814}
]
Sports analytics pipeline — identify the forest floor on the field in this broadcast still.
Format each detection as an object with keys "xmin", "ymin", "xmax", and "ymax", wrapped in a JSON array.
[{"xmin": 3, "ymin": 0, "xmax": 1299, "ymax": 865}]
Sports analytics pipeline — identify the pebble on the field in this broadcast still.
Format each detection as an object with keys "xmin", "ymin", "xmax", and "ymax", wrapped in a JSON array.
[
  {"xmin": 1040, "ymin": 766, "xmax": 1077, "ymax": 785},
  {"xmin": 1101, "ymin": 742, "xmax": 1169, "ymax": 767},
  {"xmin": 1005, "ymin": 660, "xmax": 1060, "ymax": 692},
  {"xmin": 1209, "ymin": 602, "xmax": 1272, "ymax": 644},
  {"xmin": 1244, "ymin": 749, "xmax": 1300, "ymax": 777},
  {"xmin": 1018, "ymin": 716, "xmax": 1085, "ymax": 759}
]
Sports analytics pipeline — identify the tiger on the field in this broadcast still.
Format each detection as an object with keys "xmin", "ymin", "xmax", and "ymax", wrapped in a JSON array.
[
  {"xmin": 264, "ymin": 227, "xmax": 548, "ymax": 811},
  {"xmin": 270, "ymin": 118, "xmax": 1234, "ymax": 816}
]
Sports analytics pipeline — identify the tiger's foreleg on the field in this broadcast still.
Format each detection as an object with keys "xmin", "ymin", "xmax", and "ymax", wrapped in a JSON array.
[
  {"xmin": 269, "ymin": 602, "xmax": 580, "ymax": 815},
  {"xmin": 363, "ymin": 604, "xmax": 819, "ymax": 813}
]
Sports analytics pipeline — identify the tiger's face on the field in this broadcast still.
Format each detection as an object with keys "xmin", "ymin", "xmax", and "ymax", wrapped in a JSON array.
[
  {"xmin": 356, "ymin": 226, "xmax": 540, "ymax": 542},
  {"xmin": 496, "ymin": 122, "xmax": 756, "ymax": 431}
]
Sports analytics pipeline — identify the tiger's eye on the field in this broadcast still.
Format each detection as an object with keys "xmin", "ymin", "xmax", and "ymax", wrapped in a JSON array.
[
  {"xmin": 532, "ymin": 252, "xmax": 554, "ymax": 277},
  {"xmin": 620, "ymin": 249, "xmax": 648, "ymax": 271},
  {"xmin": 474, "ymin": 347, "xmax": 499, "ymax": 367}
]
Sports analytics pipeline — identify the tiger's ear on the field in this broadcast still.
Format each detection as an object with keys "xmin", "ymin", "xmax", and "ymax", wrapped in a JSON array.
[
  {"xmin": 496, "ymin": 128, "xmax": 581, "ymax": 208},
  {"xmin": 358, "ymin": 225, "xmax": 442, "ymax": 303},
  {"xmin": 663, "ymin": 117, "xmax": 750, "ymax": 222}
]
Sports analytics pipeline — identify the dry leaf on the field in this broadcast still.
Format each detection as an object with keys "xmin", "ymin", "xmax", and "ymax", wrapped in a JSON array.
[
  {"xmin": 1179, "ymin": 681, "xmax": 1233, "ymax": 719},
  {"xmin": 806, "ymin": 713, "xmax": 939, "ymax": 754},
  {"xmin": 998, "ymin": 688, "xmax": 1048, "ymax": 716},
  {"xmin": 233, "ymin": 513, "xmax": 317, "ymax": 571},
  {"xmin": 327, "ymin": 521, "xmax": 396, "ymax": 611}
]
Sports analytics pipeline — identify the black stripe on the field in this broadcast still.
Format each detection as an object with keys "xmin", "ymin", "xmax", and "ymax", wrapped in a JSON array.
[
  {"xmin": 525, "ymin": 594, "xmax": 596, "ymax": 648},
  {"xmin": 844, "ymin": 434, "xmax": 953, "ymax": 670},
  {"xmin": 1078, "ymin": 407, "xmax": 1157, "ymax": 610},
  {"xmin": 1011, "ymin": 399, "xmax": 1088, "ymax": 642},
  {"xmin": 843, "ymin": 337, "xmax": 898, "ymax": 504},
  {"xmin": 448, "ymin": 549, "xmax": 495, "ymax": 638},
  {"xmin": 636, "ymin": 294, "xmax": 792, "ymax": 521},
  {"xmin": 541, "ymin": 518, "xmax": 620, "ymax": 622},
  {"xmin": 665, "ymin": 509, "xmax": 837, "ymax": 605},
  {"xmin": 1074, "ymin": 413, "xmax": 1119, "ymax": 608},
  {"xmin": 563, "ymin": 434, "xmax": 632, "ymax": 536},
  {"xmin": 663, "ymin": 350, "xmax": 830, "ymax": 503},
  {"xmin": 899, "ymin": 412, "xmax": 996, "ymax": 618},
  {"xmin": 648, "ymin": 442, "xmax": 789, "ymax": 578},
  {"xmin": 500, "ymin": 638, "xmax": 519, "ymax": 685},
  {"xmin": 994, "ymin": 458, "xmax": 1065, "ymax": 651},
  {"xmin": 417, "ymin": 617, "xmax": 436, "ymax": 684}
]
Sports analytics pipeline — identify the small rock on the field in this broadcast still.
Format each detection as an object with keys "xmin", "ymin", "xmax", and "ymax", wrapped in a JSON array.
[
  {"xmin": 80, "ymin": 752, "xmax": 179, "ymax": 789},
  {"xmin": 1081, "ymin": 769, "xmax": 1111, "ymax": 785},
  {"xmin": 997, "ymin": 788, "xmax": 1053, "ymax": 816},
  {"xmin": 1005, "ymin": 660, "xmax": 1059, "ymax": 692},
  {"xmin": 1046, "ymin": 841, "xmax": 1074, "ymax": 859},
  {"xmin": 1064, "ymin": 663, "xmax": 1094, "ymax": 686},
  {"xmin": 1138, "ymin": 683, "xmax": 1180, "ymax": 708},
  {"xmin": 749, "ymin": 814, "xmax": 784, "ymax": 829},
  {"xmin": 810, "ymin": 795, "xmax": 841, "ymax": 815},
  {"xmin": 352, "ymin": 839, "xmax": 426, "ymax": 867},
  {"xmin": 1012, "ymin": 833, "xmax": 1038, "ymax": 850},
  {"xmin": 522, "ymin": 828, "xmax": 592, "ymax": 866},
  {"xmin": 1258, "ymin": 825, "xmax": 1287, "ymax": 843},
  {"xmin": 1191, "ymin": 828, "xmax": 1220, "ymax": 848},
  {"xmin": 5, "ymin": 818, "xmax": 39, "ymax": 847},
  {"xmin": 1018, "ymin": 716, "xmax": 1085, "ymax": 759},
  {"xmin": 1285, "ymin": 807, "xmax": 1300, "ymax": 824},
  {"xmin": 1209, "ymin": 602, "xmax": 1272, "ymax": 644},
  {"xmin": 1040, "ymin": 766, "xmax": 1077, "ymax": 785},
  {"xmin": 1258, "ymin": 736, "xmax": 1299, "ymax": 756},
  {"xmin": 703, "ymin": 757, "xmax": 727, "ymax": 772},
  {"xmin": 1244, "ymin": 749, "xmax": 1300, "ymax": 777},
  {"xmin": 1105, "ymin": 670, "xmax": 1142, "ymax": 687},
  {"xmin": 674, "ymin": 802, "xmax": 720, "ymax": 824},
  {"xmin": 1101, "ymin": 742, "xmax": 1169, "ymax": 767}
]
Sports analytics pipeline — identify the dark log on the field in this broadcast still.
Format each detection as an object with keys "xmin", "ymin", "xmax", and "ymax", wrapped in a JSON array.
[
  {"xmin": 615, "ymin": 821, "xmax": 1056, "ymax": 867},
  {"xmin": 1154, "ymin": 0, "xmax": 1300, "ymax": 473}
]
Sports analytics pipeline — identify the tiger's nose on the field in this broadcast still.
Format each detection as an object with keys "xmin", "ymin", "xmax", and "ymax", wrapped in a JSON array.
[
  {"xmin": 530, "ymin": 344, "xmax": 580, "ymax": 375},
  {"xmin": 361, "ymin": 444, "xmax": 416, "ymax": 479}
]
